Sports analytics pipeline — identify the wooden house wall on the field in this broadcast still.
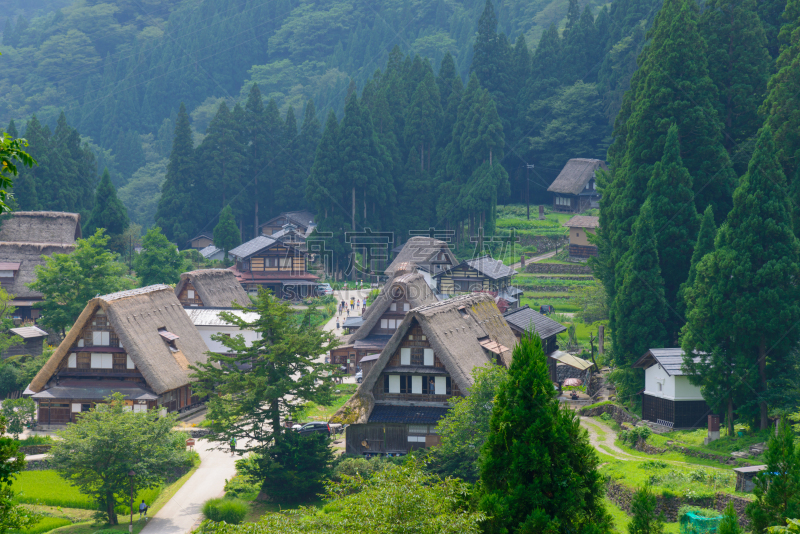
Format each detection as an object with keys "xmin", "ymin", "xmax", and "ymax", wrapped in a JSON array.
[
  {"xmin": 177, "ymin": 282, "xmax": 204, "ymax": 307},
  {"xmin": 2, "ymin": 337, "xmax": 45, "ymax": 359},
  {"xmin": 345, "ymin": 423, "xmax": 409, "ymax": 455},
  {"xmin": 157, "ymin": 385, "xmax": 201, "ymax": 413},
  {"xmin": 437, "ymin": 266, "xmax": 495, "ymax": 294},
  {"xmin": 190, "ymin": 236, "xmax": 213, "ymax": 249},
  {"xmin": 370, "ymin": 296, "xmax": 411, "ymax": 336},
  {"xmin": 641, "ymin": 394, "xmax": 709, "ymax": 429},
  {"xmin": 245, "ymin": 245, "xmax": 307, "ymax": 275},
  {"xmin": 37, "ymin": 399, "xmax": 158, "ymax": 425}
]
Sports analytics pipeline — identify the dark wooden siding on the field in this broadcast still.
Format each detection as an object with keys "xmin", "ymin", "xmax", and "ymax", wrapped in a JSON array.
[
  {"xmin": 178, "ymin": 282, "xmax": 204, "ymax": 307},
  {"xmin": 2, "ymin": 337, "xmax": 45, "ymax": 359},
  {"xmin": 642, "ymin": 394, "xmax": 709, "ymax": 429},
  {"xmin": 569, "ymin": 244, "xmax": 598, "ymax": 258}
]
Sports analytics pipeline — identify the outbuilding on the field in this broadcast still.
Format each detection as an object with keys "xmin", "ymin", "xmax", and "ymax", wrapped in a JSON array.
[{"xmin": 633, "ymin": 348, "xmax": 709, "ymax": 429}]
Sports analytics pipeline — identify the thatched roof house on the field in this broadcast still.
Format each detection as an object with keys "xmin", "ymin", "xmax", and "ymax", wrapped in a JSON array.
[
  {"xmin": 27, "ymin": 285, "xmax": 211, "ymax": 426},
  {"xmin": 331, "ymin": 265, "xmax": 439, "ymax": 373},
  {"xmin": 0, "ymin": 211, "xmax": 81, "ymax": 244},
  {"xmin": 0, "ymin": 212, "xmax": 81, "ymax": 321},
  {"xmin": 175, "ymin": 269, "xmax": 251, "ymax": 308},
  {"xmin": 386, "ymin": 236, "xmax": 457, "ymax": 276},
  {"xmin": 331, "ymin": 292, "xmax": 517, "ymax": 455},
  {"xmin": 259, "ymin": 211, "xmax": 316, "ymax": 237},
  {"xmin": 547, "ymin": 158, "xmax": 607, "ymax": 213}
]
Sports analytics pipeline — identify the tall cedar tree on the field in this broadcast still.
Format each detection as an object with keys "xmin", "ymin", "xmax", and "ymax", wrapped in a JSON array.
[
  {"xmin": 676, "ymin": 205, "xmax": 716, "ymax": 321},
  {"xmin": 599, "ymin": 0, "xmax": 734, "ymax": 344},
  {"xmin": 746, "ymin": 417, "xmax": 800, "ymax": 532},
  {"xmin": 700, "ymin": 0, "xmax": 771, "ymax": 176},
  {"xmin": 85, "ymin": 168, "xmax": 130, "ymax": 239},
  {"xmin": 683, "ymin": 127, "xmax": 800, "ymax": 430},
  {"xmin": 189, "ymin": 290, "xmax": 338, "ymax": 495},
  {"xmin": 155, "ymin": 104, "xmax": 197, "ymax": 247},
  {"xmin": 762, "ymin": 0, "xmax": 800, "ymax": 228},
  {"xmin": 478, "ymin": 331, "xmax": 611, "ymax": 534},
  {"xmin": 758, "ymin": 0, "xmax": 789, "ymax": 59},
  {"xmin": 470, "ymin": 1, "xmax": 499, "ymax": 97},
  {"xmin": 196, "ymin": 102, "xmax": 245, "ymax": 220},
  {"xmin": 645, "ymin": 124, "xmax": 698, "ymax": 344},
  {"xmin": 612, "ymin": 201, "xmax": 667, "ymax": 370},
  {"xmin": 627, "ymin": 485, "xmax": 665, "ymax": 534},
  {"xmin": 243, "ymin": 84, "xmax": 267, "ymax": 235},
  {"xmin": 213, "ymin": 205, "xmax": 240, "ymax": 259}
]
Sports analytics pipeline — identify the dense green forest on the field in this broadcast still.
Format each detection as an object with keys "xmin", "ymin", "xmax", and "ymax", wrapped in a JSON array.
[
  {"xmin": 2, "ymin": 0, "xmax": 664, "ymax": 237},
  {"xmin": 593, "ymin": 0, "xmax": 799, "ymax": 432}
]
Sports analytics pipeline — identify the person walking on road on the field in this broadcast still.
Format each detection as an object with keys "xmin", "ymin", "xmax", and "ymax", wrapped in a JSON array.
[
  {"xmin": 139, "ymin": 500, "xmax": 148, "ymax": 519},
  {"xmin": 230, "ymin": 436, "xmax": 236, "ymax": 457}
]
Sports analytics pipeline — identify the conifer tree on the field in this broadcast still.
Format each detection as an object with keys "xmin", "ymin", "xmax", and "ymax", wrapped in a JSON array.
[
  {"xmin": 717, "ymin": 502, "xmax": 742, "ymax": 534},
  {"xmin": 701, "ymin": 0, "xmax": 771, "ymax": 176},
  {"xmin": 683, "ymin": 126, "xmax": 800, "ymax": 431},
  {"xmin": 155, "ymin": 103, "xmax": 198, "ymax": 247},
  {"xmin": 758, "ymin": 0, "xmax": 788, "ymax": 59},
  {"xmin": 676, "ymin": 205, "xmax": 716, "ymax": 320},
  {"xmin": 628, "ymin": 485, "xmax": 665, "ymax": 534},
  {"xmin": 436, "ymin": 52, "xmax": 459, "ymax": 110},
  {"xmin": 214, "ymin": 205, "xmax": 240, "ymax": 259},
  {"xmin": 243, "ymin": 84, "xmax": 268, "ymax": 235},
  {"xmin": 761, "ymin": 1, "xmax": 800, "ymax": 187},
  {"xmin": 85, "ymin": 168, "xmax": 130, "ymax": 242},
  {"xmin": 746, "ymin": 417, "xmax": 800, "ymax": 532},
  {"xmin": 404, "ymin": 71, "xmax": 442, "ymax": 172},
  {"xmin": 613, "ymin": 201, "xmax": 667, "ymax": 372},
  {"xmin": 478, "ymin": 331, "xmax": 611, "ymax": 534},
  {"xmin": 645, "ymin": 124, "xmax": 698, "ymax": 343},
  {"xmin": 197, "ymin": 102, "xmax": 245, "ymax": 216}
]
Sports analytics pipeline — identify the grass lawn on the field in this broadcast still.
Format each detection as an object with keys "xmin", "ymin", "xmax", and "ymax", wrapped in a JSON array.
[
  {"xmin": 649, "ymin": 426, "xmax": 770, "ymax": 462},
  {"xmin": 15, "ymin": 472, "xmax": 94, "ymax": 509},
  {"xmin": 11, "ymin": 517, "xmax": 72, "ymax": 534},
  {"xmin": 45, "ymin": 454, "xmax": 201, "ymax": 534},
  {"xmin": 293, "ymin": 384, "xmax": 358, "ymax": 424},
  {"xmin": 519, "ymin": 296, "xmax": 581, "ymax": 313},
  {"xmin": 605, "ymin": 497, "xmax": 680, "ymax": 534}
]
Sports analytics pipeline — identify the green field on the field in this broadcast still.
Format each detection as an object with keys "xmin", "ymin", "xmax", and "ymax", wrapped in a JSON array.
[
  {"xmin": 292, "ymin": 383, "xmax": 358, "ymax": 423},
  {"xmin": 15, "ymin": 472, "xmax": 94, "ymax": 509},
  {"xmin": 10, "ymin": 517, "xmax": 72, "ymax": 534}
]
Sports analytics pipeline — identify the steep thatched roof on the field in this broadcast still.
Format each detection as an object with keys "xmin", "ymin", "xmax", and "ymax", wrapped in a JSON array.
[
  {"xmin": 29, "ymin": 285, "xmax": 211, "ymax": 395},
  {"xmin": 0, "ymin": 212, "xmax": 81, "ymax": 244},
  {"xmin": 331, "ymin": 293, "xmax": 517, "ymax": 424},
  {"xmin": 385, "ymin": 236, "xmax": 457, "ymax": 275},
  {"xmin": 0, "ymin": 242, "xmax": 75, "ymax": 299},
  {"xmin": 547, "ymin": 159, "xmax": 608, "ymax": 195},
  {"xmin": 175, "ymin": 269, "xmax": 251, "ymax": 308},
  {"xmin": 349, "ymin": 269, "xmax": 438, "ymax": 343}
]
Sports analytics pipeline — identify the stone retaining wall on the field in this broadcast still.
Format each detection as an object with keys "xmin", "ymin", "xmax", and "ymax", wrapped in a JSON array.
[
  {"xmin": 526, "ymin": 263, "xmax": 593, "ymax": 275},
  {"xmin": 25, "ymin": 458, "xmax": 51, "ymax": 471},
  {"xmin": 187, "ymin": 428, "xmax": 211, "ymax": 438},
  {"xmin": 20, "ymin": 445, "xmax": 51, "ymax": 455},
  {"xmin": 606, "ymin": 480, "xmax": 751, "ymax": 526},
  {"xmin": 527, "ymin": 285, "xmax": 572, "ymax": 293},
  {"xmin": 632, "ymin": 439, "xmax": 746, "ymax": 467},
  {"xmin": 579, "ymin": 403, "xmax": 640, "ymax": 426}
]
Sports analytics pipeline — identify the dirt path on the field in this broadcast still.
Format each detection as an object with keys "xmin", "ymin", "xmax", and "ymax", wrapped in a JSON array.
[
  {"xmin": 509, "ymin": 250, "xmax": 558, "ymax": 271},
  {"xmin": 579, "ymin": 416, "xmax": 730, "ymax": 471}
]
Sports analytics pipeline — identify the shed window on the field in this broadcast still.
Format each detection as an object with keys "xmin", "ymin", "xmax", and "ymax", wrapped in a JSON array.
[
  {"xmin": 280, "ymin": 257, "xmax": 292, "ymax": 268},
  {"xmin": 424, "ymin": 349, "xmax": 434, "ymax": 366},
  {"xmin": 92, "ymin": 331, "xmax": 110, "ymax": 346},
  {"xmin": 399, "ymin": 375, "xmax": 412, "ymax": 394},
  {"xmin": 381, "ymin": 319, "xmax": 388, "ymax": 329},
  {"xmin": 390, "ymin": 303, "xmax": 397, "ymax": 312},
  {"xmin": 127, "ymin": 355, "xmax": 135, "ymax": 369},
  {"xmin": 434, "ymin": 376, "xmax": 446, "ymax": 395},
  {"xmin": 408, "ymin": 424, "xmax": 427, "ymax": 434},
  {"xmin": 71, "ymin": 403, "xmax": 81, "ymax": 413},
  {"xmin": 403, "ymin": 303, "xmax": 410, "ymax": 312},
  {"xmin": 400, "ymin": 348, "xmax": 411, "ymax": 365},
  {"xmin": 77, "ymin": 339, "xmax": 84, "ymax": 348},
  {"xmin": 68, "ymin": 354, "xmax": 77, "ymax": 368},
  {"xmin": 91, "ymin": 353, "xmax": 113, "ymax": 369},
  {"xmin": 188, "ymin": 290, "xmax": 195, "ymax": 299},
  {"xmin": 388, "ymin": 375, "xmax": 400, "ymax": 393},
  {"xmin": 412, "ymin": 375, "xmax": 422, "ymax": 394}
]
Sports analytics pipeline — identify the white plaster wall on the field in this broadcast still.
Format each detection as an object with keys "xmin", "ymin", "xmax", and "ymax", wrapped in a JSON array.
[
  {"xmin": 644, "ymin": 364, "xmax": 675, "ymax": 399},
  {"xmin": 197, "ymin": 325, "xmax": 260, "ymax": 353},
  {"xmin": 644, "ymin": 365, "xmax": 704, "ymax": 401},
  {"xmin": 673, "ymin": 375, "xmax": 704, "ymax": 401}
]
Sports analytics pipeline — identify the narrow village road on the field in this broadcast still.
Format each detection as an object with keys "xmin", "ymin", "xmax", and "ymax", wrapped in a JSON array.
[
  {"xmin": 508, "ymin": 249, "xmax": 558, "ymax": 272},
  {"xmin": 141, "ymin": 440, "xmax": 237, "ymax": 534}
]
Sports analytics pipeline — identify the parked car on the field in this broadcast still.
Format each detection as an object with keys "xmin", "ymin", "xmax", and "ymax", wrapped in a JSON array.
[
  {"xmin": 317, "ymin": 283, "xmax": 333, "ymax": 296},
  {"xmin": 296, "ymin": 421, "xmax": 331, "ymax": 436},
  {"xmin": 355, "ymin": 369, "xmax": 363, "ymax": 383}
]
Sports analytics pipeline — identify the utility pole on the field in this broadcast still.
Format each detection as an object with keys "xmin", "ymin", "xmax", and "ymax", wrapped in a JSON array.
[{"xmin": 526, "ymin": 163, "xmax": 535, "ymax": 220}]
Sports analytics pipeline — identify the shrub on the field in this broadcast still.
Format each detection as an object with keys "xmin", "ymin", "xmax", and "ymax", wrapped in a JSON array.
[
  {"xmin": 224, "ymin": 475, "xmax": 260, "ymax": 500},
  {"xmin": 678, "ymin": 505, "xmax": 720, "ymax": 522},
  {"xmin": 10, "ymin": 516, "xmax": 71, "ymax": 534},
  {"xmin": 619, "ymin": 426, "xmax": 652, "ymax": 447},
  {"xmin": 201, "ymin": 498, "xmax": 247, "ymax": 524},
  {"xmin": 640, "ymin": 460, "xmax": 668, "ymax": 470},
  {"xmin": 600, "ymin": 412, "xmax": 612, "ymax": 422},
  {"xmin": 332, "ymin": 457, "xmax": 390, "ymax": 481}
]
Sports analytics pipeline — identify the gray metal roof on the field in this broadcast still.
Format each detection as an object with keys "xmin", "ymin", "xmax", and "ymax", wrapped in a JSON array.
[
  {"xmin": 198, "ymin": 245, "xmax": 222, "ymax": 259},
  {"xmin": 31, "ymin": 382, "xmax": 158, "ymax": 401},
  {"xmin": 185, "ymin": 308, "xmax": 259, "ymax": 327},
  {"xmin": 633, "ymin": 348, "xmax": 702, "ymax": 376},
  {"xmin": 464, "ymin": 256, "xmax": 518, "ymax": 280},
  {"xmin": 503, "ymin": 305, "xmax": 566, "ymax": 339},
  {"xmin": 229, "ymin": 236, "xmax": 276, "ymax": 260},
  {"xmin": 343, "ymin": 317, "xmax": 363, "ymax": 328},
  {"xmin": 10, "ymin": 326, "xmax": 48, "ymax": 339},
  {"xmin": 353, "ymin": 335, "xmax": 392, "ymax": 350},
  {"xmin": 368, "ymin": 404, "xmax": 449, "ymax": 424}
]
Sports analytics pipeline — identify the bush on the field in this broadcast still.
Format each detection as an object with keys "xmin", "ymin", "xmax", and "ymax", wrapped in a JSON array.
[
  {"xmin": 332, "ymin": 457, "xmax": 390, "ymax": 481},
  {"xmin": 224, "ymin": 475, "xmax": 260, "ymax": 500},
  {"xmin": 9, "ymin": 517, "xmax": 71, "ymax": 534},
  {"xmin": 619, "ymin": 426, "xmax": 652, "ymax": 447},
  {"xmin": 201, "ymin": 498, "xmax": 247, "ymax": 524},
  {"xmin": 640, "ymin": 460, "xmax": 668, "ymax": 470}
]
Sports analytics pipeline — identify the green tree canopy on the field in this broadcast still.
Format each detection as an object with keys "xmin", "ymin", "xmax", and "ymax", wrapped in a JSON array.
[
  {"xmin": 213, "ymin": 205, "xmax": 241, "ymax": 259},
  {"xmin": 85, "ymin": 168, "xmax": 130, "ymax": 241},
  {"xmin": 29, "ymin": 229, "xmax": 132, "ymax": 336},
  {"xmin": 478, "ymin": 331, "xmax": 611, "ymax": 534},
  {"xmin": 49, "ymin": 393, "xmax": 192, "ymax": 525},
  {"xmin": 134, "ymin": 226, "xmax": 190, "ymax": 286}
]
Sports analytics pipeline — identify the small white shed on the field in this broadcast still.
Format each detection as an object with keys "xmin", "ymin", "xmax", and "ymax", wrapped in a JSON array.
[
  {"xmin": 184, "ymin": 308, "xmax": 260, "ymax": 354},
  {"xmin": 633, "ymin": 348, "xmax": 710, "ymax": 429}
]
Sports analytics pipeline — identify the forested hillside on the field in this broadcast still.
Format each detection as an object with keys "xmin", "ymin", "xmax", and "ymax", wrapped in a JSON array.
[{"xmin": 3, "ymin": 0, "xmax": 667, "ymax": 239}]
